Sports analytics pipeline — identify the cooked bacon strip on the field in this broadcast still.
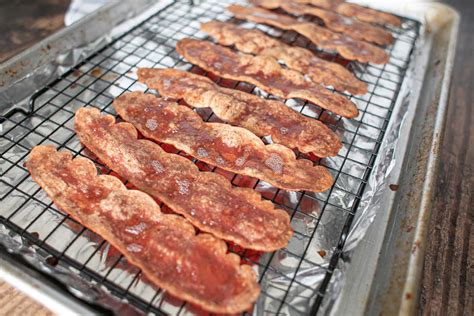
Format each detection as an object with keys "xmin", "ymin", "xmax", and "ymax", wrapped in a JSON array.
[
  {"xmin": 75, "ymin": 108, "xmax": 292, "ymax": 251},
  {"xmin": 138, "ymin": 68, "xmax": 342, "ymax": 157},
  {"xmin": 114, "ymin": 91, "xmax": 334, "ymax": 192},
  {"xmin": 336, "ymin": 3, "xmax": 401, "ymax": 27},
  {"xmin": 26, "ymin": 146, "xmax": 260, "ymax": 314},
  {"xmin": 284, "ymin": 1, "xmax": 401, "ymax": 27},
  {"xmin": 176, "ymin": 39, "xmax": 358, "ymax": 118},
  {"xmin": 261, "ymin": 0, "xmax": 343, "ymax": 10},
  {"xmin": 201, "ymin": 21, "xmax": 367, "ymax": 95},
  {"xmin": 250, "ymin": 0, "xmax": 393, "ymax": 46},
  {"xmin": 228, "ymin": 5, "xmax": 389, "ymax": 64}
]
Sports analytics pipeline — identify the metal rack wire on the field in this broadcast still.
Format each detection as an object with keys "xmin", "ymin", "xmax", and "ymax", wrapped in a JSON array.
[{"xmin": 0, "ymin": 0, "xmax": 420, "ymax": 314}]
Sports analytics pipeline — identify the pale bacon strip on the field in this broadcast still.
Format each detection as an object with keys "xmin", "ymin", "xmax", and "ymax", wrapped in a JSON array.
[
  {"xmin": 176, "ymin": 39, "xmax": 359, "ymax": 118},
  {"xmin": 75, "ymin": 108, "xmax": 292, "ymax": 251},
  {"xmin": 284, "ymin": 0, "xmax": 401, "ymax": 27},
  {"xmin": 228, "ymin": 5, "xmax": 389, "ymax": 64},
  {"xmin": 250, "ymin": 0, "xmax": 393, "ymax": 46},
  {"xmin": 26, "ymin": 146, "xmax": 260, "ymax": 313},
  {"xmin": 201, "ymin": 21, "xmax": 367, "ymax": 95},
  {"xmin": 138, "ymin": 68, "xmax": 342, "ymax": 157},
  {"xmin": 114, "ymin": 91, "xmax": 334, "ymax": 192}
]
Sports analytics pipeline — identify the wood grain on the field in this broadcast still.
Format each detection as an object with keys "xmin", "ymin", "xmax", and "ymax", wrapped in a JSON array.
[
  {"xmin": 418, "ymin": 1, "xmax": 474, "ymax": 315},
  {"xmin": 0, "ymin": 0, "xmax": 472, "ymax": 315},
  {"xmin": 0, "ymin": 281, "xmax": 53, "ymax": 316}
]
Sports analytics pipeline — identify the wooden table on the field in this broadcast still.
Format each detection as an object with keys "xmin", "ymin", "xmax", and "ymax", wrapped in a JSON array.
[
  {"xmin": 0, "ymin": 281, "xmax": 53, "ymax": 316},
  {"xmin": 0, "ymin": 0, "xmax": 472, "ymax": 315},
  {"xmin": 418, "ymin": 0, "xmax": 473, "ymax": 315}
]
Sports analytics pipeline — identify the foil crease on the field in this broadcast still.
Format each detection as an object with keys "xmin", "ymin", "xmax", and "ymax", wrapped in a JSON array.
[{"xmin": 0, "ymin": 0, "xmax": 420, "ymax": 315}]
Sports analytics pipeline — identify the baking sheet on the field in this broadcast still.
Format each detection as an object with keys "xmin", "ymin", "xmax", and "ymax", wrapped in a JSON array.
[{"xmin": 0, "ymin": 0, "xmax": 453, "ymax": 315}]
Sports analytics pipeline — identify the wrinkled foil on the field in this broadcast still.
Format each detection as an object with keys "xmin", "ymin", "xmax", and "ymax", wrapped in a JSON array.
[
  {"xmin": 320, "ymin": 89, "xmax": 414, "ymax": 316},
  {"xmin": 0, "ymin": 0, "xmax": 420, "ymax": 315},
  {"xmin": 65, "ymin": 0, "xmax": 109, "ymax": 26},
  {"xmin": 0, "ymin": 224, "xmax": 142, "ymax": 315}
]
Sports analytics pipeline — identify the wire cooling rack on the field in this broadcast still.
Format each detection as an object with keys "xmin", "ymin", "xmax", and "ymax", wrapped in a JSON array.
[{"xmin": 0, "ymin": 0, "xmax": 420, "ymax": 314}]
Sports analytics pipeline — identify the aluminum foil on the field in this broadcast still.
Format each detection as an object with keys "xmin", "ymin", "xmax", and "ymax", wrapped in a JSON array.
[
  {"xmin": 0, "ymin": 0, "xmax": 421, "ymax": 315},
  {"xmin": 65, "ymin": 0, "xmax": 109, "ymax": 26},
  {"xmin": 0, "ymin": 224, "xmax": 142, "ymax": 315},
  {"xmin": 320, "ymin": 89, "xmax": 414, "ymax": 316}
]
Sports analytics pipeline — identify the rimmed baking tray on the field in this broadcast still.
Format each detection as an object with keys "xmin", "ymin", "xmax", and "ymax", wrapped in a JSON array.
[{"xmin": 0, "ymin": 0, "xmax": 459, "ymax": 315}]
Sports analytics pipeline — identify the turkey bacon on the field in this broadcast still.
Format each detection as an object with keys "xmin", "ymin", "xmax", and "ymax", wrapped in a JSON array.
[
  {"xmin": 280, "ymin": 0, "xmax": 401, "ymax": 26},
  {"xmin": 228, "ymin": 5, "xmax": 389, "ymax": 64},
  {"xmin": 137, "ymin": 68, "xmax": 342, "ymax": 157},
  {"xmin": 336, "ymin": 3, "xmax": 401, "ymax": 27},
  {"xmin": 26, "ymin": 146, "xmax": 260, "ymax": 313},
  {"xmin": 250, "ymin": 0, "xmax": 393, "ymax": 46},
  {"xmin": 113, "ymin": 91, "xmax": 334, "ymax": 192},
  {"xmin": 74, "ymin": 108, "xmax": 292, "ymax": 251},
  {"xmin": 201, "ymin": 21, "xmax": 367, "ymax": 95},
  {"xmin": 176, "ymin": 38, "xmax": 359, "ymax": 118}
]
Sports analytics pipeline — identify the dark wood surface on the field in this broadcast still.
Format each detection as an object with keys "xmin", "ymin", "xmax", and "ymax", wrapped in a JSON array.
[
  {"xmin": 0, "ymin": 0, "xmax": 472, "ymax": 315},
  {"xmin": 418, "ymin": 0, "xmax": 473, "ymax": 315}
]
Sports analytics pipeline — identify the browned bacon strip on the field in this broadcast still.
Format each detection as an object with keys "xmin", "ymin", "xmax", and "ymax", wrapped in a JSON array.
[
  {"xmin": 259, "ymin": 0, "xmax": 342, "ymax": 9},
  {"xmin": 26, "ymin": 146, "xmax": 260, "ymax": 313},
  {"xmin": 277, "ymin": 0, "xmax": 343, "ymax": 10},
  {"xmin": 228, "ymin": 5, "xmax": 389, "ymax": 64},
  {"xmin": 176, "ymin": 39, "xmax": 358, "ymax": 118},
  {"xmin": 250, "ymin": 0, "xmax": 393, "ymax": 46},
  {"xmin": 285, "ymin": 1, "xmax": 401, "ymax": 27},
  {"xmin": 336, "ymin": 3, "xmax": 401, "ymax": 27},
  {"xmin": 138, "ymin": 68, "xmax": 342, "ymax": 157},
  {"xmin": 201, "ymin": 21, "xmax": 367, "ymax": 95},
  {"xmin": 75, "ymin": 108, "xmax": 292, "ymax": 251},
  {"xmin": 114, "ymin": 91, "xmax": 334, "ymax": 192}
]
